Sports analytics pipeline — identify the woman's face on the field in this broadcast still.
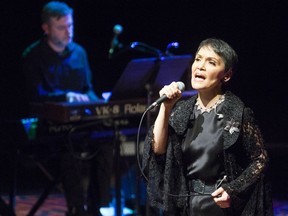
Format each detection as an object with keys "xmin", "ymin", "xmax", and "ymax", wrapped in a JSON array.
[{"xmin": 191, "ymin": 46, "xmax": 230, "ymax": 94}]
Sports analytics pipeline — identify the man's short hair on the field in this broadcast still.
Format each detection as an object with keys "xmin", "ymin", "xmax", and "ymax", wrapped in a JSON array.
[{"xmin": 41, "ymin": 1, "xmax": 73, "ymax": 24}]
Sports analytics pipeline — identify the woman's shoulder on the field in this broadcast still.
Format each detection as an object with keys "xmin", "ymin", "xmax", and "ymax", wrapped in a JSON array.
[
  {"xmin": 168, "ymin": 95, "xmax": 197, "ymax": 134},
  {"xmin": 225, "ymin": 91, "xmax": 255, "ymax": 114}
]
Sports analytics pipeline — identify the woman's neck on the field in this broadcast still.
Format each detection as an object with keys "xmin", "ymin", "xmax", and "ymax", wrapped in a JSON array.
[{"xmin": 197, "ymin": 91, "xmax": 223, "ymax": 109}]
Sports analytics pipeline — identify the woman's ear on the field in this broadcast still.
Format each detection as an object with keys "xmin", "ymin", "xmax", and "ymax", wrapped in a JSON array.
[{"xmin": 222, "ymin": 69, "xmax": 232, "ymax": 83}]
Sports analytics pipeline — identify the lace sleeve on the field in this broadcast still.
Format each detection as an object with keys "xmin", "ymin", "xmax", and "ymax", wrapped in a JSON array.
[{"xmin": 223, "ymin": 107, "xmax": 269, "ymax": 196}]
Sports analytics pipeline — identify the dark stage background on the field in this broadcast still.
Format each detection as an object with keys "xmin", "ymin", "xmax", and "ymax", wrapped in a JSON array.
[
  {"xmin": 0, "ymin": 0, "xmax": 288, "ymax": 202},
  {"xmin": 1, "ymin": 0, "xmax": 287, "ymax": 142}
]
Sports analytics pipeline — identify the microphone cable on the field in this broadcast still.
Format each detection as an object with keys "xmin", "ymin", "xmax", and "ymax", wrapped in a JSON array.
[
  {"xmin": 135, "ymin": 106, "xmax": 192, "ymax": 198},
  {"xmin": 136, "ymin": 106, "xmax": 228, "ymax": 198}
]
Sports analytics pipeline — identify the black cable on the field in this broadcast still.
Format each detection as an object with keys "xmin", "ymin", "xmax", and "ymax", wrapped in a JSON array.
[{"xmin": 135, "ymin": 108, "xmax": 192, "ymax": 198}]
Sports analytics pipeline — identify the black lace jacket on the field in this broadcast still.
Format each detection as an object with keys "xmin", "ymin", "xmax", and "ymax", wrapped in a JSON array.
[{"xmin": 142, "ymin": 91, "xmax": 273, "ymax": 216}]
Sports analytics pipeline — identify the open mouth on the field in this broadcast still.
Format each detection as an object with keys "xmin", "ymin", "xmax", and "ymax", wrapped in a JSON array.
[{"xmin": 195, "ymin": 73, "xmax": 206, "ymax": 81}]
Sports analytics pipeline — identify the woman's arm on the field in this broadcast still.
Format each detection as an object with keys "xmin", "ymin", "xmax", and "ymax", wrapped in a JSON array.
[
  {"xmin": 222, "ymin": 107, "xmax": 269, "ymax": 195},
  {"xmin": 152, "ymin": 82, "xmax": 182, "ymax": 154}
]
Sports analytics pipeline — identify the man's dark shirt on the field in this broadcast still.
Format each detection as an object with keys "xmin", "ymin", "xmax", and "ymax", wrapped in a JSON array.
[{"xmin": 22, "ymin": 37, "xmax": 97, "ymax": 103}]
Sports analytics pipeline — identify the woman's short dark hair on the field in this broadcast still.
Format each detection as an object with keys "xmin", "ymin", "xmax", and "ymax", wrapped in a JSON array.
[
  {"xmin": 196, "ymin": 38, "xmax": 238, "ymax": 73},
  {"xmin": 41, "ymin": 1, "xmax": 73, "ymax": 24}
]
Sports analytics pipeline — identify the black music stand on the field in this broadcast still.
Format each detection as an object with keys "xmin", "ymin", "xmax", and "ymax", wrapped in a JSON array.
[
  {"xmin": 110, "ymin": 57, "xmax": 158, "ymax": 101},
  {"xmin": 110, "ymin": 54, "xmax": 192, "ymax": 101},
  {"xmin": 109, "ymin": 54, "xmax": 192, "ymax": 215},
  {"xmin": 152, "ymin": 54, "xmax": 192, "ymax": 92}
]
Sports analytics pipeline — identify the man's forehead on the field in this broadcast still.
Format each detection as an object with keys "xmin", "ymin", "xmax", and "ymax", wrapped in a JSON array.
[{"xmin": 49, "ymin": 15, "xmax": 73, "ymax": 24}]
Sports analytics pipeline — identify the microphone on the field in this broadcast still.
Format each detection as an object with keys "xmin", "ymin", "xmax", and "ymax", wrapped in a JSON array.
[
  {"xmin": 165, "ymin": 42, "xmax": 180, "ymax": 56},
  {"xmin": 109, "ymin": 24, "xmax": 123, "ymax": 59},
  {"xmin": 147, "ymin": 81, "xmax": 185, "ymax": 111},
  {"xmin": 130, "ymin": 41, "xmax": 163, "ymax": 57}
]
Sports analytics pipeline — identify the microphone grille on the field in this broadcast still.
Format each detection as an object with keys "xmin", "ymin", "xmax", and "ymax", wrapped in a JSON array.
[{"xmin": 177, "ymin": 81, "xmax": 185, "ymax": 92}]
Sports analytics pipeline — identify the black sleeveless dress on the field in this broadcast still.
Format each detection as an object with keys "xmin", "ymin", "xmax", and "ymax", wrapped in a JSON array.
[{"xmin": 182, "ymin": 97, "xmax": 228, "ymax": 216}]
